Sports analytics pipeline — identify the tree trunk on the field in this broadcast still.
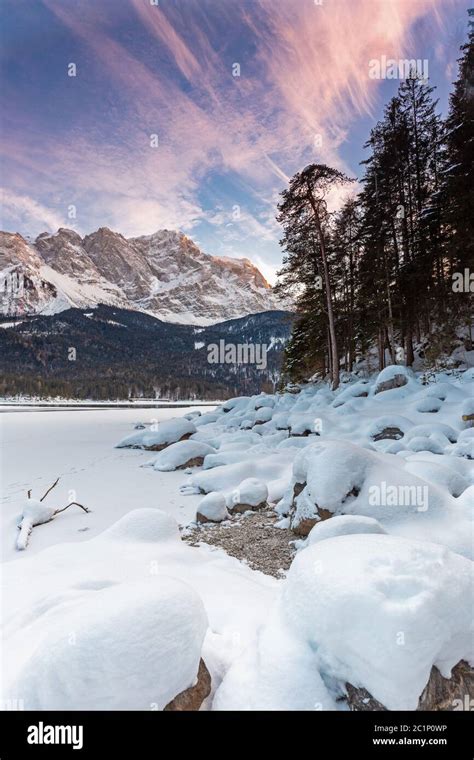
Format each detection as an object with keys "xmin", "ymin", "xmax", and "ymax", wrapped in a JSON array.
[
  {"xmin": 306, "ymin": 185, "xmax": 339, "ymax": 389},
  {"xmin": 378, "ymin": 328, "xmax": 385, "ymax": 371},
  {"xmin": 405, "ymin": 330, "xmax": 414, "ymax": 366}
]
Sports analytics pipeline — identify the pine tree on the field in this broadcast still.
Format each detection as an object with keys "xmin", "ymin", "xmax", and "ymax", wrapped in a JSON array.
[
  {"xmin": 441, "ymin": 25, "xmax": 474, "ymax": 291},
  {"xmin": 276, "ymin": 164, "xmax": 354, "ymax": 389}
]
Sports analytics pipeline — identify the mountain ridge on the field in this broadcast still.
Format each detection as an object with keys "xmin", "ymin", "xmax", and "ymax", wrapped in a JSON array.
[{"xmin": 0, "ymin": 227, "xmax": 282, "ymax": 325}]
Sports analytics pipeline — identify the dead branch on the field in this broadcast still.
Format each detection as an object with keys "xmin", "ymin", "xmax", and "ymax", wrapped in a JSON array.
[
  {"xmin": 54, "ymin": 501, "xmax": 90, "ymax": 515},
  {"xmin": 40, "ymin": 476, "xmax": 60, "ymax": 502}
]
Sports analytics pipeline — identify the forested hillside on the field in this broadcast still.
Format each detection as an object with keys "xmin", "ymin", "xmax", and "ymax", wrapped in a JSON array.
[
  {"xmin": 276, "ymin": 31, "xmax": 473, "ymax": 387},
  {"xmin": 0, "ymin": 307, "xmax": 293, "ymax": 400}
]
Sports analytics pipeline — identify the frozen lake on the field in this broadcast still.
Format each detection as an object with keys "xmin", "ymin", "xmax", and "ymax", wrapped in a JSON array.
[{"xmin": 0, "ymin": 406, "xmax": 214, "ymax": 563}]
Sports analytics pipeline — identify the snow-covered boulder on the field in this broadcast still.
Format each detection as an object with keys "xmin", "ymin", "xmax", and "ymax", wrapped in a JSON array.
[
  {"xmin": 367, "ymin": 415, "xmax": 413, "ymax": 441},
  {"xmin": 415, "ymin": 397, "xmax": 443, "ymax": 413},
  {"xmin": 462, "ymin": 398, "xmax": 474, "ymax": 424},
  {"xmin": 116, "ymin": 417, "xmax": 197, "ymax": 450},
  {"xmin": 215, "ymin": 533, "xmax": 473, "ymax": 711},
  {"xmin": 254, "ymin": 396, "xmax": 276, "ymax": 410},
  {"xmin": 404, "ymin": 423, "xmax": 458, "ymax": 443},
  {"xmin": 148, "ymin": 440, "xmax": 216, "ymax": 471},
  {"xmin": 281, "ymin": 534, "xmax": 474, "ymax": 710},
  {"xmin": 222, "ymin": 396, "xmax": 251, "ymax": 413},
  {"xmin": 255, "ymin": 406, "xmax": 273, "ymax": 424},
  {"xmin": 449, "ymin": 439, "xmax": 474, "ymax": 460},
  {"xmin": 184, "ymin": 410, "xmax": 202, "ymax": 420},
  {"xmin": 307, "ymin": 515, "xmax": 386, "ymax": 546},
  {"xmin": 103, "ymin": 508, "xmax": 180, "ymax": 543},
  {"xmin": 424, "ymin": 383, "xmax": 450, "ymax": 401},
  {"xmin": 285, "ymin": 441, "xmax": 377, "ymax": 535},
  {"xmin": 374, "ymin": 365, "xmax": 413, "ymax": 395},
  {"xmin": 406, "ymin": 436, "xmax": 445, "ymax": 455},
  {"xmin": 229, "ymin": 478, "xmax": 269, "ymax": 514},
  {"xmin": 332, "ymin": 381, "xmax": 369, "ymax": 408},
  {"xmin": 404, "ymin": 459, "xmax": 469, "ymax": 497},
  {"xmin": 194, "ymin": 412, "xmax": 220, "ymax": 426},
  {"xmin": 281, "ymin": 438, "xmax": 458, "ymax": 537},
  {"xmin": 272, "ymin": 411, "xmax": 290, "ymax": 430},
  {"xmin": 289, "ymin": 413, "xmax": 320, "ymax": 437},
  {"xmin": 9, "ymin": 577, "xmax": 208, "ymax": 710},
  {"xmin": 196, "ymin": 492, "xmax": 229, "ymax": 523}
]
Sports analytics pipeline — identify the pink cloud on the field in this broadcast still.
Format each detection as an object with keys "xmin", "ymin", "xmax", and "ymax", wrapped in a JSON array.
[{"xmin": 3, "ymin": 0, "xmax": 460, "ymax": 255}]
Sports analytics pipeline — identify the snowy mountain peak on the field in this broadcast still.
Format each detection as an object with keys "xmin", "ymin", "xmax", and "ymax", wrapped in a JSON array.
[{"xmin": 0, "ymin": 227, "xmax": 282, "ymax": 324}]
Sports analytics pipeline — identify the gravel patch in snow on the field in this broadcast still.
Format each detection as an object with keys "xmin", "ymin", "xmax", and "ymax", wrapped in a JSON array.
[{"xmin": 184, "ymin": 508, "xmax": 295, "ymax": 577}]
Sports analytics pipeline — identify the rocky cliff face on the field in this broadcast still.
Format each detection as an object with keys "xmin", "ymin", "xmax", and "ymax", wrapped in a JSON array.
[{"xmin": 0, "ymin": 227, "xmax": 281, "ymax": 325}]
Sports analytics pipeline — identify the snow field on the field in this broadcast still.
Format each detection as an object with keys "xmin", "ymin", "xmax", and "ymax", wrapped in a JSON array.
[{"xmin": 2, "ymin": 366, "xmax": 473, "ymax": 710}]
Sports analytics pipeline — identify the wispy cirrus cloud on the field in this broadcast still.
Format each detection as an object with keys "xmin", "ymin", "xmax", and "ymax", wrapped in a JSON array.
[
  {"xmin": 1, "ymin": 0, "xmax": 464, "ymax": 276},
  {"xmin": 1, "ymin": 189, "xmax": 66, "ymax": 234}
]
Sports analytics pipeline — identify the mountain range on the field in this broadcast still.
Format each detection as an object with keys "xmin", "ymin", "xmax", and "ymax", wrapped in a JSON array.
[{"xmin": 0, "ymin": 227, "xmax": 283, "ymax": 325}]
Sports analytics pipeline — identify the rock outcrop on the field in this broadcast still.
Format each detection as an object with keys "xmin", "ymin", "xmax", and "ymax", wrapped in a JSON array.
[{"xmin": 164, "ymin": 659, "xmax": 211, "ymax": 711}]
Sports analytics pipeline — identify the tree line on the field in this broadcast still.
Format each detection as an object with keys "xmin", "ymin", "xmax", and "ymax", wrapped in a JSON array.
[{"xmin": 276, "ymin": 26, "xmax": 473, "ymax": 388}]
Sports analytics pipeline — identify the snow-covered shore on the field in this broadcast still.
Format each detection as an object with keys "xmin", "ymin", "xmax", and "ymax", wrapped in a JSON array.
[
  {"xmin": 1, "ymin": 367, "xmax": 473, "ymax": 711},
  {"xmin": 0, "ymin": 407, "xmax": 214, "ymax": 562}
]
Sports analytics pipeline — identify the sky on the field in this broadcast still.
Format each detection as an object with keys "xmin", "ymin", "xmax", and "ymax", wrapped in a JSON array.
[{"xmin": 0, "ymin": 0, "xmax": 470, "ymax": 282}]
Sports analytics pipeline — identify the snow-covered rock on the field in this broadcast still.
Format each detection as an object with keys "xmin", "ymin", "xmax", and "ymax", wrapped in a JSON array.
[
  {"xmin": 116, "ymin": 418, "xmax": 197, "ymax": 450},
  {"xmin": 332, "ymin": 381, "xmax": 370, "ymax": 407},
  {"xmin": 306, "ymin": 515, "xmax": 386, "ymax": 546},
  {"xmin": 415, "ymin": 397, "xmax": 443, "ymax": 413},
  {"xmin": 9, "ymin": 577, "xmax": 208, "ymax": 710},
  {"xmin": 462, "ymin": 398, "xmax": 474, "ymax": 423},
  {"xmin": 280, "ymin": 534, "xmax": 474, "ymax": 710},
  {"xmin": 216, "ymin": 533, "xmax": 473, "ymax": 711},
  {"xmin": 255, "ymin": 406, "xmax": 273, "ymax": 424},
  {"xmin": 449, "ymin": 439, "xmax": 474, "ymax": 460},
  {"xmin": 406, "ymin": 436, "xmax": 445, "ymax": 454},
  {"xmin": 374, "ymin": 365, "xmax": 413, "ymax": 395},
  {"xmin": 404, "ymin": 423, "xmax": 458, "ymax": 443},
  {"xmin": 229, "ymin": 478, "xmax": 268, "ymax": 513},
  {"xmin": 148, "ymin": 440, "xmax": 216, "ymax": 471},
  {"xmin": 2, "ymin": 508, "xmax": 277, "ymax": 711},
  {"xmin": 103, "ymin": 508, "xmax": 180, "ymax": 543},
  {"xmin": 367, "ymin": 415, "xmax": 413, "ymax": 441},
  {"xmin": 196, "ymin": 492, "xmax": 229, "ymax": 523}
]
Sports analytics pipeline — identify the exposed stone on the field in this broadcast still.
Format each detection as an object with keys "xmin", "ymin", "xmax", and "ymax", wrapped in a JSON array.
[
  {"xmin": 345, "ymin": 683, "xmax": 387, "ymax": 711},
  {"xmin": 289, "ymin": 480, "xmax": 334, "ymax": 536},
  {"xmin": 345, "ymin": 660, "xmax": 474, "ymax": 711},
  {"xmin": 229, "ymin": 500, "xmax": 267, "ymax": 514},
  {"xmin": 374, "ymin": 374, "xmax": 408, "ymax": 395},
  {"xmin": 418, "ymin": 660, "xmax": 474, "ymax": 711},
  {"xmin": 291, "ymin": 508, "xmax": 333, "ymax": 537},
  {"xmin": 372, "ymin": 426, "xmax": 404, "ymax": 441},
  {"xmin": 164, "ymin": 659, "xmax": 211, "ymax": 711},
  {"xmin": 293, "ymin": 482, "xmax": 305, "ymax": 499},
  {"xmin": 196, "ymin": 512, "xmax": 212, "ymax": 524},
  {"xmin": 176, "ymin": 456, "xmax": 205, "ymax": 469},
  {"xmin": 291, "ymin": 517, "xmax": 318, "ymax": 537},
  {"xmin": 144, "ymin": 432, "xmax": 193, "ymax": 451}
]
